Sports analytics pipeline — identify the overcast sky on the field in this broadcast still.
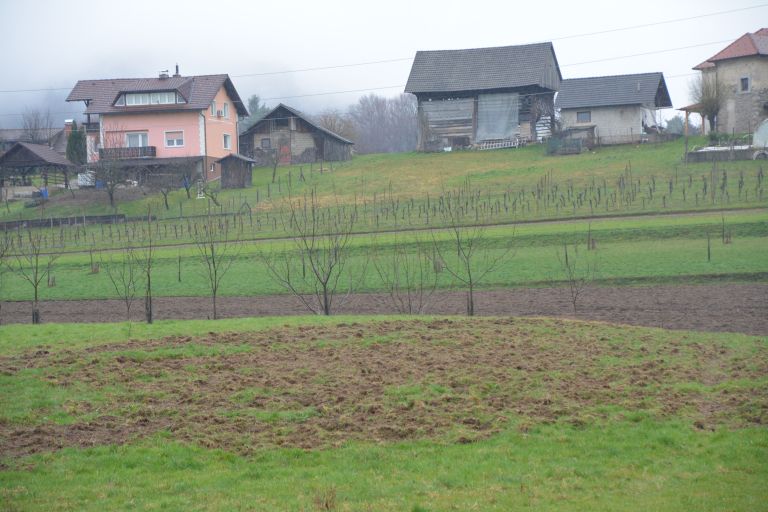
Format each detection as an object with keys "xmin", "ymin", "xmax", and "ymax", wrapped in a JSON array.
[{"xmin": 0, "ymin": 0, "xmax": 763, "ymax": 128}]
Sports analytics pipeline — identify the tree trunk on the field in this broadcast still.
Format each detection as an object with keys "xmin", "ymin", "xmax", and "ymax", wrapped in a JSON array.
[{"xmin": 32, "ymin": 292, "xmax": 40, "ymax": 324}]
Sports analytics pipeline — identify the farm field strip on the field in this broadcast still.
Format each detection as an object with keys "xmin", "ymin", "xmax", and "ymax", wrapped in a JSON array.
[
  {"xmin": 1, "ymin": 316, "xmax": 766, "ymax": 511},
  {"xmin": 2, "ymin": 230, "xmax": 766, "ymax": 302}
]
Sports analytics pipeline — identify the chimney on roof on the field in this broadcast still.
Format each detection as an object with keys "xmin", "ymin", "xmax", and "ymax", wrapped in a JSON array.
[
  {"xmin": 173, "ymin": 64, "xmax": 180, "ymax": 78},
  {"xmin": 63, "ymin": 119, "xmax": 74, "ymax": 137},
  {"xmin": 159, "ymin": 70, "xmax": 169, "ymax": 79}
]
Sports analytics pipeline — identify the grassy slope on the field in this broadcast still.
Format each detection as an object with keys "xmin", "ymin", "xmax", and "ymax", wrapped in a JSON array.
[
  {"xmin": 0, "ymin": 316, "xmax": 766, "ymax": 511},
  {"xmin": 3, "ymin": 137, "xmax": 766, "ymax": 223}
]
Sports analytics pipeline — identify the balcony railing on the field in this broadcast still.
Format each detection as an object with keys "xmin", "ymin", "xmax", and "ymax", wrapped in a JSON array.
[{"xmin": 99, "ymin": 146, "xmax": 156, "ymax": 160}]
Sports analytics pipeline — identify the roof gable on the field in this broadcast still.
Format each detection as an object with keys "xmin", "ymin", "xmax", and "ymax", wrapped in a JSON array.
[
  {"xmin": 404, "ymin": 42, "xmax": 562, "ymax": 94},
  {"xmin": 555, "ymin": 72, "xmax": 672, "ymax": 110},
  {"xmin": 67, "ymin": 74, "xmax": 248, "ymax": 117},
  {"xmin": 694, "ymin": 28, "xmax": 768, "ymax": 69},
  {"xmin": 242, "ymin": 103, "xmax": 354, "ymax": 145},
  {"xmin": 0, "ymin": 142, "xmax": 73, "ymax": 168}
]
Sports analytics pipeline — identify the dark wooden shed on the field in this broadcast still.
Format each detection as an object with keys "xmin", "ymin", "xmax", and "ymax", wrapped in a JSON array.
[
  {"xmin": 405, "ymin": 43, "xmax": 562, "ymax": 151},
  {"xmin": 0, "ymin": 141, "xmax": 74, "ymax": 189},
  {"xmin": 239, "ymin": 104, "xmax": 353, "ymax": 165},
  {"xmin": 219, "ymin": 153, "xmax": 255, "ymax": 189}
]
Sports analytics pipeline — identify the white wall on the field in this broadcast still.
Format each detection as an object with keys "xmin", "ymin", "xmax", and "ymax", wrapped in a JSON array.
[{"xmin": 561, "ymin": 105, "xmax": 645, "ymax": 144}]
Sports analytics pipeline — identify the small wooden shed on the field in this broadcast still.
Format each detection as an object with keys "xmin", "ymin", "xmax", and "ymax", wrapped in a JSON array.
[
  {"xmin": 219, "ymin": 153, "xmax": 255, "ymax": 189},
  {"xmin": 0, "ymin": 141, "xmax": 74, "ymax": 189},
  {"xmin": 239, "ymin": 104, "xmax": 353, "ymax": 165}
]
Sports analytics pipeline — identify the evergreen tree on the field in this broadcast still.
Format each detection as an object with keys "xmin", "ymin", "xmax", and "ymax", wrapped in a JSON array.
[{"xmin": 65, "ymin": 121, "xmax": 86, "ymax": 165}]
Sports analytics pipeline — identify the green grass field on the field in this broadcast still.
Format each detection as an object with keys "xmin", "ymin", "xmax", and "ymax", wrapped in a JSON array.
[
  {"xmin": 1, "ymin": 316, "xmax": 766, "ymax": 510},
  {"xmin": 2, "ymin": 209, "xmax": 766, "ymax": 302},
  {"xmin": 3, "ymin": 137, "xmax": 766, "ymax": 226}
]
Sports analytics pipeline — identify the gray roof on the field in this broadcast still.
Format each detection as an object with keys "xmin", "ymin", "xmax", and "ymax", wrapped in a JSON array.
[
  {"xmin": 404, "ymin": 42, "xmax": 562, "ymax": 94},
  {"xmin": 241, "ymin": 103, "xmax": 354, "ymax": 145},
  {"xmin": 67, "ymin": 74, "xmax": 248, "ymax": 117},
  {"xmin": 0, "ymin": 128, "xmax": 65, "ymax": 152},
  {"xmin": 0, "ymin": 142, "xmax": 74, "ymax": 168},
  {"xmin": 555, "ymin": 72, "xmax": 673, "ymax": 110}
]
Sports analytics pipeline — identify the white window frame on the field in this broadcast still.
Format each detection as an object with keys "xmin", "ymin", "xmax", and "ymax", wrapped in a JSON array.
[
  {"xmin": 125, "ymin": 131, "xmax": 149, "ymax": 148},
  {"xmin": 223, "ymin": 133, "xmax": 231, "ymax": 150},
  {"xmin": 223, "ymin": 102, "xmax": 229, "ymax": 119},
  {"xmin": 576, "ymin": 111, "xmax": 592, "ymax": 123},
  {"xmin": 164, "ymin": 130, "xmax": 184, "ymax": 148},
  {"xmin": 210, "ymin": 101, "xmax": 216, "ymax": 116}
]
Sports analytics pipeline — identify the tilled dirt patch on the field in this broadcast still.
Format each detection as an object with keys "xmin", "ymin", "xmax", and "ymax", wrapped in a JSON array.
[
  {"xmin": 2, "ymin": 283, "xmax": 767, "ymax": 335},
  {"xmin": 1, "ymin": 318, "xmax": 766, "ymax": 458}
]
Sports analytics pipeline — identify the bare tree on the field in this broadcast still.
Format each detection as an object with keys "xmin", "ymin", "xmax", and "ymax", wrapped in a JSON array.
[
  {"xmin": 7, "ymin": 231, "xmax": 58, "ymax": 324},
  {"xmin": 433, "ymin": 197, "xmax": 512, "ymax": 316},
  {"xmin": 557, "ymin": 242, "xmax": 599, "ymax": 314},
  {"xmin": 0, "ymin": 234, "xmax": 10, "ymax": 324},
  {"xmin": 689, "ymin": 73, "xmax": 725, "ymax": 132},
  {"xmin": 101, "ymin": 246, "xmax": 139, "ymax": 328},
  {"xmin": 348, "ymin": 93, "xmax": 417, "ymax": 154},
  {"xmin": 134, "ymin": 208, "xmax": 155, "ymax": 323},
  {"xmin": 193, "ymin": 213, "xmax": 241, "ymax": 319},
  {"xmin": 315, "ymin": 109, "xmax": 357, "ymax": 142},
  {"xmin": 262, "ymin": 190, "xmax": 359, "ymax": 315},
  {"xmin": 146, "ymin": 161, "xmax": 195, "ymax": 210},
  {"xmin": 371, "ymin": 234, "xmax": 439, "ymax": 314},
  {"xmin": 21, "ymin": 108, "xmax": 55, "ymax": 145},
  {"xmin": 94, "ymin": 124, "xmax": 143, "ymax": 209}
]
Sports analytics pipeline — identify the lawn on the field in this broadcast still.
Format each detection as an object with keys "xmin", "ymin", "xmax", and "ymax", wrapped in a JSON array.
[
  {"xmin": 1, "ymin": 316, "xmax": 766, "ymax": 510},
  {"xmin": 2, "ymin": 210, "xmax": 767, "ymax": 302}
]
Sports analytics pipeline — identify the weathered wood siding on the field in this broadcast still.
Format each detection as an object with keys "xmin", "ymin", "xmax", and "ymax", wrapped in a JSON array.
[{"xmin": 418, "ymin": 98, "xmax": 474, "ymax": 150}]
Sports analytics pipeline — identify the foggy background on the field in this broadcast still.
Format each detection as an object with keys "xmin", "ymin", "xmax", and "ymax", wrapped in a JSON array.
[{"xmin": 0, "ymin": 0, "xmax": 762, "ymax": 129}]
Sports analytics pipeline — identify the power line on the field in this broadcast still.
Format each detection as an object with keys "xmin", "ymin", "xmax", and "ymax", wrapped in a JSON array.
[
  {"xmin": 231, "ymin": 58, "xmax": 412, "ymax": 79},
  {"xmin": 0, "ymin": 4, "xmax": 762, "ymax": 95},
  {"xmin": 561, "ymin": 39, "xmax": 733, "ymax": 67},
  {"xmin": 547, "ymin": 3, "xmax": 767, "ymax": 42},
  {"xmin": 0, "ymin": 34, "xmax": 724, "ymax": 116}
]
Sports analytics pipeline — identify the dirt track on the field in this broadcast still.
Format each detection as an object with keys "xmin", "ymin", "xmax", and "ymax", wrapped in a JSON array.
[{"xmin": 2, "ymin": 283, "xmax": 767, "ymax": 335}]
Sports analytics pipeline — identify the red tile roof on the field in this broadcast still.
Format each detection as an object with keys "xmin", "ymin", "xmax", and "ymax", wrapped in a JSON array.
[
  {"xmin": 694, "ymin": 28, "xmax": 768, "ymax": 70},
  {"xmin": 66, "ymin": 74, "xmax": 248, "ymax": 117}
]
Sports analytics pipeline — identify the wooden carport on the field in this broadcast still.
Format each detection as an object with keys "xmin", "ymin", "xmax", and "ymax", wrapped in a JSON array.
[{"xmin": 0, "ymin": 142, "xmax": 75, "ymax": 198}]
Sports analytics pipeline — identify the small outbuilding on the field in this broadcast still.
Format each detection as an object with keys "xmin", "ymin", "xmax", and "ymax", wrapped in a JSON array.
[
  {"xmin": 555, "ymin": 72, "xmax": 673, "ymax": 145},
  {"xmin": 0, "ymin": 142, "xmax": 74, "ymax": 194},
  {"xmin": 239, "ymin": 104, "xmax": 353, "ymax": 165},
  {"xmin": 405, "ymin": 42, "xmax": 562, "ymax": 151},
  {"xmin": 218, "ymin": 153, "xmax": 255, "ymax": 189}
]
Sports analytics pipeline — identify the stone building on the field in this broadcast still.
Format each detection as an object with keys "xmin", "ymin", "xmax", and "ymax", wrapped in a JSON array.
[{"xmin": 693, "ymin": 28, "xmax": 768, "ymax": 134}]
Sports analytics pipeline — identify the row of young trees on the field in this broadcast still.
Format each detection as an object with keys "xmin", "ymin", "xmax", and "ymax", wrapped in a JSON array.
[
  {"xmin": 0, "ymin": 187, "xmax": 509, "ymax": 323},
  {"xmin": 1, "ymin": 182, "xmax": 611, "ymax": 325}
]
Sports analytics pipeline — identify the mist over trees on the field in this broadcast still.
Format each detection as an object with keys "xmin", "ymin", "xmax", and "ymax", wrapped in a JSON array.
[
  {"xmin": 240, "ymin": 95, "xmax": 271, "ymax": 132},
  {"xmin": 316, "ymin": 93, "xmax": 417, "ymax": 154}
]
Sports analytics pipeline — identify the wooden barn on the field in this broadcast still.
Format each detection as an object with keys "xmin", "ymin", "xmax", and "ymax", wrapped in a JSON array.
[
  {"xmin": 405, "ymin": 43, "xmax": 562, "ymax": 151},
  {"xmin": 219, "ymin": 153, "xmax": 255, "ymax": 189},
  {"xmin": 239, "ymin": 104, "xmax": 353, "ymax": 165}
]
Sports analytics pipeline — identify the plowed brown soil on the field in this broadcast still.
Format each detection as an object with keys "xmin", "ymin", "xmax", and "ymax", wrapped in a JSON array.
[
  {"xmin": 2, "ymin": 283, "xmax": 767, "ymax": 334},
  {"xmin": 2, "ymin": 318, "xmax": 766, "ymax": 458}
]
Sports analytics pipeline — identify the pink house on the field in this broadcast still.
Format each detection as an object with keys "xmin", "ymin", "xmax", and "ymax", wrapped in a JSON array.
[{"xmin": 66, "ymin": 68, "xmax": 248, "ymax": 181}]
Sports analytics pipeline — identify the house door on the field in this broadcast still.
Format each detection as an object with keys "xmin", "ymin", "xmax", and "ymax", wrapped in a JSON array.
[{"xmin": 279, "ymin": 142, "xmax": 291, "ymax": 165}]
